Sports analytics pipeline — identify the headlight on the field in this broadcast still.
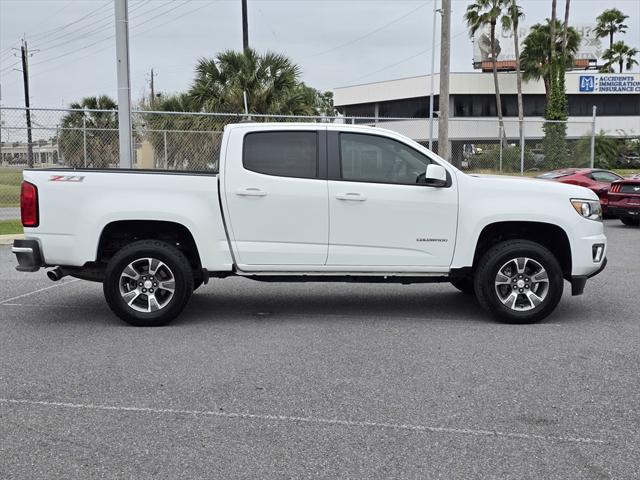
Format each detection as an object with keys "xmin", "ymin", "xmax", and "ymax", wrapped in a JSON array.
[{"xmin": 570, "ymin": 198, "xmax": 602, "ymax": 221}]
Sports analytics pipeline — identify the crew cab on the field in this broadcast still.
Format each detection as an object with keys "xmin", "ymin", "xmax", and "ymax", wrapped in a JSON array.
[
  {"xmin": 12, "ymin": 123, "xmax": 607, "ymax": 326},
  {"xmin": 608, "ymin": 178, "xmax": 640, "ymax": 226}
]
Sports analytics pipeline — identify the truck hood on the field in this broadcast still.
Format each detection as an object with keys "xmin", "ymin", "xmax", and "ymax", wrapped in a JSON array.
[{"xmin": 466, "ymin": 173, "xmax": 599, "ymax": 201}]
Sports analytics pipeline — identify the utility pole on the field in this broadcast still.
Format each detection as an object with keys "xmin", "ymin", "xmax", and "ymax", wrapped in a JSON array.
[
  {"xmin": 149, "ymin": 67, "xmax": 157, "ymax": 106},
  {"xmin": 428, "ymin": 0, "xmax": 438, "ymax": 151},
  {"xmin": 437, "ymin": 0, "xmax": 451, "ymax": 161},
  {"xmin": 20, "ymin": 39, "xmax": 34, "ymax": 168},
  {"xmin": 241, "ymin": 0, "xmax": 249, "ymax": 50},
  {"xmin": 115, "ymin": 0, "xmax": 133, "ymax": 168}
]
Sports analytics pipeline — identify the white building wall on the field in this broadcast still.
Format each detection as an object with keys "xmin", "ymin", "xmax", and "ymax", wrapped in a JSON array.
[{"xmin": 334, "ymin": 72, "xmax": 640, "ymax": 105}]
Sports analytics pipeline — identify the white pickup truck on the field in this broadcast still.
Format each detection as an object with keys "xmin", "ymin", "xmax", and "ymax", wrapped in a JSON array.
[{"xmin": 13, "ymin": 123, "xmax": 607, "ymax": 326}]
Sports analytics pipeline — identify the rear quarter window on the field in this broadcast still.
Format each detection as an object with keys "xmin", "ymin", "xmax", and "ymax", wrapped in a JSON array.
[{"xmin": 243, "ymin": 131, "xmax": 318, "ymax": 179}]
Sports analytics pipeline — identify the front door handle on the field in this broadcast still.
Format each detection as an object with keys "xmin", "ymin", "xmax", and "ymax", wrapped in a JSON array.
[
  {"xmin": 336, "ymin": 192, "xmax": 367, "ymax": 201},
  {"xmin": 236, "ymin": 187, "xmax": 267, "ymax": 197}
]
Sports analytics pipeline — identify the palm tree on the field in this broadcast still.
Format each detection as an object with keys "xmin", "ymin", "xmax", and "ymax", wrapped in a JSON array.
[
  {"xmin": 465, "ymin": 0, "xmax": 508, "ymax": 145},
  {"xmin": 602, "ymin": 41, "xmax": 639, "ymax": 73},
  {"xmin": 501, "ymin": 1, "xmax": 524, "ymax": 145},
  {"xmin": 595, "ymin": 8, "xmax": 629, "ymax": 50},
  {"xmin": 140, "ymin": 93, "xmax": 223, "ymax": 170},
  {"xmin": 189, "ymin": 48, "xmax": 319, "ymax": 116},
  {"xmin": 59, "ymin": 95, "xmax": 118, "ymax": 168},
  {"xmin": 561, "ymin": 0, "xmax": 571, "ymax": 61},
  {"xmin": 520, "ymin": 20, "xmax": 580, "ymax": 99}
]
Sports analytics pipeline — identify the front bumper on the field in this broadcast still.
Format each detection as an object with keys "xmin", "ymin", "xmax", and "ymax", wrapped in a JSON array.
[
  {"xmin": 12, "ymin": 239, "xmax": 43, "ymax": 272},
  {"xmin": 570, "ymin": 257, "xmax": 607, "ymax": 296},
  {"xmin": 608, "ymin": 206, "xmax": 640, "ymax": 219}
]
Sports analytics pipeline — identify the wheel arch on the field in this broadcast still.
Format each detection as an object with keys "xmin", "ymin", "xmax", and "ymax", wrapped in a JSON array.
[
  {"xmin": 96, "ymin": 220, "xmax": 202, "ymax": 272},
  {"xmin": 472, "ymin": 221, "xmax": 572, "ymax": 278}
]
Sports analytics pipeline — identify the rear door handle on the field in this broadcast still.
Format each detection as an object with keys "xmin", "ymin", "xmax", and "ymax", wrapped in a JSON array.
[
  {"xmin": 236, "ymin": 187, "xmax": 267, "ymax": 197},
  {"xmin": 336, "ymin": 192, "xmax": 367, "ymax": 201}
]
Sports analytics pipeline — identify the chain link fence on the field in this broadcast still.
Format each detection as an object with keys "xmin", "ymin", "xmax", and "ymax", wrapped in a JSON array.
[{"xmin": 1, "ymin": 106, "xmax": 639, "ymax": 217}]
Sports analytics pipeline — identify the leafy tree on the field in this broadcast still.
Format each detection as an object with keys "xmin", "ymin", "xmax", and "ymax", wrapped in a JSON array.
[
  {"xmin": 520, "ymin": 20, "xmax": 580, "ymax": 99},
  {"xmin": 473, "ymin": 144, "xmax": 534, "ymax": 172},
  {"xmin": 601, "ymin": 41, "xmax": 639, "ymax": 73},
  {"xmin": 595, "ymin": 8, "xmax": 629, "ymax": 50},
  {"xmin": 59, "ymin": 95, "xmax": 118, "ymax": 168},
  {"xmin": 542, "ymin": 0, "xmax": 571, "ymax": 170},
  {"xmin": 464, "ymin": 0, "xmax": 508, "ymax": 145},
  {"xmin": 575, "ymin": 131, "xmax": 620, "ymax": 169},
  {"xmin": 188, "ymin": 48, "xmax": 330, "ymax": 116}
]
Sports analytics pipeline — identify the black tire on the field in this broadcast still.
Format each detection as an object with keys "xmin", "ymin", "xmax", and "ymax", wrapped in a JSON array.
[
  {"xmin": 193, "ymin": 278, "xmax": 204, "ymax": 292},
  {"xmin": 474, "ymin": 240, "xmax": 564, "ymax": 324},
  {"xmin": 103, "ymin": 239, "xmax": 194, "ymax": 326},
  {"xmin": 450, "ymin": 277, "xmax": 475, "ymax": 294},
  {"xmin": 620, "ymin": 217, "xmax": 640, "ymax": 227}
]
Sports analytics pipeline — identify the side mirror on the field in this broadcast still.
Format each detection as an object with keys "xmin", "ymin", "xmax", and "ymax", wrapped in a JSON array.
[{"xmin": 424, "ymin": 164, "xmax": 447, "ymax": 187}]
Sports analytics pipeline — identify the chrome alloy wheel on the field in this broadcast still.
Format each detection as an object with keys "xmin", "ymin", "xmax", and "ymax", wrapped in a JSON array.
[
  {"xmin": 119, "ymin": 258, "xmax": 176, "ymax": 313},
  {"xmin": 494, "ymin": 257, "xmax": 549, "ymax": 312}
]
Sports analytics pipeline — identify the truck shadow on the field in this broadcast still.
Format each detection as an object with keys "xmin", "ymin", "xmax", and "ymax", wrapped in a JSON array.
[{"xmin": 182, "ymin": 282, "xmax": 489, "ymax": 326}]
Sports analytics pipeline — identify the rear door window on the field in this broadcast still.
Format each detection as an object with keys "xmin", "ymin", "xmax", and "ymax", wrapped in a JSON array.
[{"xmin": 243, "ymin": 131, "xmax": 318, "ymax": 179}]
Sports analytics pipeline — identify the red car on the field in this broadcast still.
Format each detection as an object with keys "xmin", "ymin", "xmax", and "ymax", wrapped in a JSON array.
[
  {"xmin": 537, "ymin": 168, "xmax": 624, "ymax": 215},
  {"xmin": 609, "ymin": 178, "xmax": 640, "ymax": 226}
]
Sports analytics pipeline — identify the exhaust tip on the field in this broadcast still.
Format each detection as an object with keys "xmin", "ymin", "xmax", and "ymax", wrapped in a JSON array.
[{"xmin": 47, "ymin": 267, "xmax": 64, "ymax": 282}]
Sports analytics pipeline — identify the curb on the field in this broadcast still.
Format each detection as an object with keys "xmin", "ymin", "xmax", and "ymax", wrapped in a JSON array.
[{"xmin": 0, "ymin": 234, "xmax": 24, "ymax": 245}]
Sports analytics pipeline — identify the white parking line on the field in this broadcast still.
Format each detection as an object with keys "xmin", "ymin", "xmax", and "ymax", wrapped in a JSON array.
[
  {"xmin": 0, "ymin": 397, "xmax": 605, "ymax": 445},
  {"xmin": 0, "ymin": 279, "xmax": 79, "ymax": 305},
  {"xmin": 0, "ymin": 303, "xmax": 94, "ymax": 310}
]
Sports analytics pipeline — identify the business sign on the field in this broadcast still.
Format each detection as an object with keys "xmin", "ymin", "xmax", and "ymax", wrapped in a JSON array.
[
  {"xmin": 473, "ymin": 24, "xmax": 603, "ymax": 65},
  {"xmin": 579, "ymin": 75, "xmax": 640, "ymax": 93}
]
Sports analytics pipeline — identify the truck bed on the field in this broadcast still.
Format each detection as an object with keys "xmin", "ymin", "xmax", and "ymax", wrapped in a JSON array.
[{"xmin": 22, "ymin": 169, "xmax": 233, "ymax": 270}]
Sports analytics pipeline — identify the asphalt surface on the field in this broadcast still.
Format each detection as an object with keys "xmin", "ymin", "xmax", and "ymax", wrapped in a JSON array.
[
  {"xmin": 0, "ymin": 207, "xmax": 20, "ymax": 221},
  {"xmin": 0, "ymin": 219, "xmax": 638, "ymax": 479}
]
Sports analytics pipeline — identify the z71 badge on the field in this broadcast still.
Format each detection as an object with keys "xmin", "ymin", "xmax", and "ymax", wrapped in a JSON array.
[{"xmin": 49, "ymin": 175, "xmax": 85, "ymax": 182}]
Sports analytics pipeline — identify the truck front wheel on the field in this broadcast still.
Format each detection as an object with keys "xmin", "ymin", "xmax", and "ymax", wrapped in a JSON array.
[
  {"xmin": 474, "ymin": 240, "xmax": 564, "ymax": 324},
  {"xmin": 450, "ymin": 277, "xmax": 475, "ymax": 294},
  {"xmin": 103, "ymin": 240, "xmax": 194, "ymax": 326}
]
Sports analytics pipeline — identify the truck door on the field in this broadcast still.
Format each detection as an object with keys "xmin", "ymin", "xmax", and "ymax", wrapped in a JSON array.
[
  {"xmin": 222, "ymin": 127, "xmax": 328, "ymax": 267},
  {"xmin": 326, "ymin": 131, "xmax": 458, "ymax": 268}
]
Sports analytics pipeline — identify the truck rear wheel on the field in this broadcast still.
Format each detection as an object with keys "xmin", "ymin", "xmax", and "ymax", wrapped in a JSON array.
[
  {"xmin": 474, "ymin": 240, "xmax": 563, "ymax": 324},
  {"xmin": 103, "ymin": 240, "xmax": 194, "ymax": 326}
]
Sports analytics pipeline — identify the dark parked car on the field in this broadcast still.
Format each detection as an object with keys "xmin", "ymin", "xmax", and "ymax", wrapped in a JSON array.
[
  {"xmin": 609, "ymin": 178, "xmax": 640, "ymax": 226},
  {"xmin": 537, "ymin": 168, "xmax": 624, "ymax": 216}
]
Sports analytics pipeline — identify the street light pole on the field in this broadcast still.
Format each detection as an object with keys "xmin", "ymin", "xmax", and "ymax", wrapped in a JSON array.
[
  {"xmin": 428, "ymin": 0, "xmax": 438, "ymax": 151},
  {"xmin": 437, "ymin": 0, "xmax": 451, "ymax": 161},
  {"xmin": 115, "ymin": 0, "xmax": 133, "ymax": 168},
  {"xmin": 241, "ymin": 0, "xmax": 249, "ymax": 50}
]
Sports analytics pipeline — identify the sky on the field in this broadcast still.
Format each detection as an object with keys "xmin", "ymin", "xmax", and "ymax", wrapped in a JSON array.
[{"xmin": 1, "ymin": 0, "xmax": 639, "ymax": 108}]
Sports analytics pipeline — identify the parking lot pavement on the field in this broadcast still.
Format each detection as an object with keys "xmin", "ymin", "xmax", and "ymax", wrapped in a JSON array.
[{"xmin": 1, "ymin": 220, "xmax": 639, "ymax": 479}]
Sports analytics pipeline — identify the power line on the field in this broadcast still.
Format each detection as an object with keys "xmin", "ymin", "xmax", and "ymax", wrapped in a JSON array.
[
  {"xmin": 0, "ymin": 2, "xmax": 112, "ymax": 63},
  {"xmin": 343, "ymin": 29, "xmax": 467, "ymax": 85},
  {"xmin": 1, "ymin": 0, "xmax": 155, "ymax": 66},
  {"xmin": 30, "ymin": 1, "xmax": 189, "ymax": 69},
  {"xmin": 28, "ymin": 1, "xmax": 112, "ymax": 43},
  {"xmin": 18, "ymin": 0, "xmax": 213, "ymax": 84},
  {"xmin": 0, "ymin": 60, "xmax": 21, "ymax": 74},
  {"xmin": 302, "ymin": 2, "xmax": 428, "ymax": 60},
  {"xmin": 29, "ymin": 0, "xmax": 168, "ymax": 55}
]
